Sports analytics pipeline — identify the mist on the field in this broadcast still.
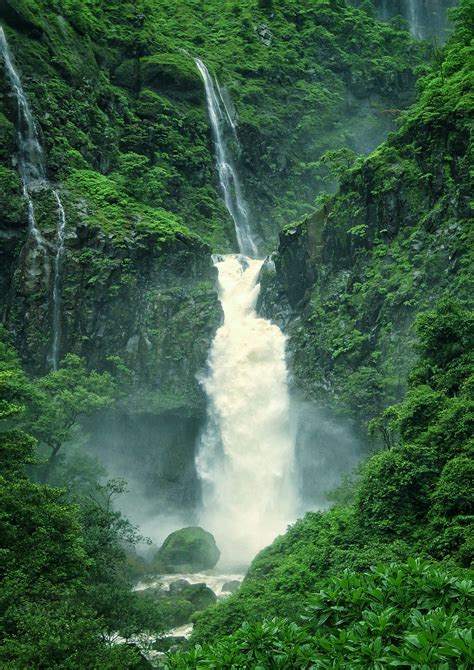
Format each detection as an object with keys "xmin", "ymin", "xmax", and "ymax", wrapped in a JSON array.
[{"xmin": 291, "ymin": 399, "xmax": 364, "ymax": 512}]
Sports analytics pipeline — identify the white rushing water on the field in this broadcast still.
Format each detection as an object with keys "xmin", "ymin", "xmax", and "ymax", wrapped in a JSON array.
[
  {"xmin": 0, "ymin": 26, "xmax": 67, "ymax": 367},
  {"xmin": 195, "ymin": 58, "xmax": 258, "ymax": 258},
  {"xmin": 134, "ymin": 571, "xmax": 244, "ymax": 598},
  {"xmin": 195, "ymin": 58, "xmax": 297, "ymax": 566},
  {"xmin": 197, "ymin": 254, "xmax": 297, "ymax": 566}
]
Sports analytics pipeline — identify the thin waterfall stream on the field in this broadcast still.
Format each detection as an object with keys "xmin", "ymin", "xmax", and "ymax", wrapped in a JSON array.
[
  {"xmin": 0, "ymin": 26, "xmax": 66, "ymax": 369},
  {"xmin": 196, "ymin": 59, "xmax": 298, "ymax": 566},
  {"xmin": 195, "ymin": 58, "xmax": 257, "ymax": 258},
  {"xmin": 407, "ymin": 0, "xmax": 421, "ymax": 39},
  {"xmin": 51, "ymin": 190, "xmax": 66, "ymax": 370},
  {"xmin": 0, "ymin": 26, "xmax": 47, "ymax": 259}
]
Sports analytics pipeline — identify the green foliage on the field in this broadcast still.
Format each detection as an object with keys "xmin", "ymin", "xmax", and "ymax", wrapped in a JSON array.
[
  {"xmin": 0, "ymin": 166, "xmax": 25, "ymax": 225},
  {"xmin": 411, "ymin": 298, "xmax": 474, "ymax": 394},
  {"xmin": 22, "ymin": 353, "xmax": 116, "ymax": 461},
  {"xmin": 189, "ymin": 298, "xmax": 474, "ymax": 648},
  {"xmin": 0, "ymin": 0, "xmax": 426, "ymax": 250},
  {"xmin": 314, "ymin": 147, "xmax": 363, "ymax": 183},
  {"xmin": 65, "ymin": 169, "xmax": 195, "ymax": 243},
  {"xmin": 0, "ymin": 337, "xmax": 170, "ymax": 667},
  {"xmin": 0, "ymin": 343, "xmax": 141, "ymax": 667},
  {"xmin": 168, "ymin": 561, "xmax": 474, "ymax": 669},
  {"xmin": 274, "ymin": 1, "xmax": 472, "ymax": 435}
]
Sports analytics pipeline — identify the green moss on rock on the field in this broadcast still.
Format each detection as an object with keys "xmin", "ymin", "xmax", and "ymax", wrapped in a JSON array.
[{"xmin": 154, "ymin": 527, "xmax": 221, "ymax": 573}]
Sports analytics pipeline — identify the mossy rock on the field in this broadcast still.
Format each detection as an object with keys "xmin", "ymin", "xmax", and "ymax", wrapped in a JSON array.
[
  {"xmin": 0, "ymin": 167, "xmax": 26, "ymax": 226},
  {"xmin": 0, "ymin": 0, "xmax": 43, "ymax": 32},
  {"xmin": 0, "ymin": 113, "xmax": 16, "ymax": 163},
  {"xmin": 141, "ymin": 54, "xmax": 202, "ymax": 102},
  {"xmin": 170, "ymin": 582, "xmax": 217, "ymax": 610},
  {"xmin": 154, "ymin": 526, "xmax": 220, "ymax": 572}
]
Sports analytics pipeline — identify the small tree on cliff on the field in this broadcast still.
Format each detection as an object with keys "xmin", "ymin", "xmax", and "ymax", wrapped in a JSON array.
[{"xmin": 24, "ymin": 354, "xmax": 116, "ymax": 463}]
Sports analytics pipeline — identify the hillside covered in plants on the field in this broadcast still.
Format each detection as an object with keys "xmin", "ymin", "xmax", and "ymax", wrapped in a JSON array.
[
  {"xmin": 0, "ymin": 0, "xmax": 472, "ymax": 668},
  {"xmin": 174, "ymin": 3, "xmax": 474, "ymax": 664}
]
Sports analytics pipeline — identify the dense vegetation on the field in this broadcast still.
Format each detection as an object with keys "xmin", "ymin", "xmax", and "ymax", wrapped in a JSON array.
[
  {"xmin": 167, "ymin": 3, "xmax": 473, "ymax": 666},
  {"xmin": 261, "ymin": 0, "xmax": 472, "ymax": 436},
  {"xmin": 0, "ymin": 0, "xmax": 427, "ymax": 251},
  {"xmin": 0, "ymin": 0, "xmax": 472, "ymax": 668},
  {"xmin": 181, "ymin": 300, "xmax": 473, "ymax": 651},
  {"xmin": 0, "ymin": 331, "xmax": 166, "ymax": 667},
  {"xmin": 170, "ymin": 561, "xmax": 473, "ymax": 668}
]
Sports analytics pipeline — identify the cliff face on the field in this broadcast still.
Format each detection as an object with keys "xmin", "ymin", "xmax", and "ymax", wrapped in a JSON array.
[
  {"xmin": 0, "ymin": 0, "xmax": 429, "ymax": 512},
  {"xmin": 260, "ymin": 3, "xmax": 471, "ymax": 437},
  {"xmin": 0, "ymin": 186, "xmax": 222, "ymax": 513},
  {"xmin": 365, "ymin": 0, "xmax": 458, "ymax": 41},
  {"xmin": 0, "ymin": 2, "xmax": 227, "ymax": 512}
]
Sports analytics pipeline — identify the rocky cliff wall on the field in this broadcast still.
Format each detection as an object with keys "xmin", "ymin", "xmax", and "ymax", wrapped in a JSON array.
[
  {"xmin": 260, "ymin": 5, "xmax": 471, "ymax": 442},
  {"xmin": 0, "ymin": 0, "xmax": 434, "ymax": 513}
]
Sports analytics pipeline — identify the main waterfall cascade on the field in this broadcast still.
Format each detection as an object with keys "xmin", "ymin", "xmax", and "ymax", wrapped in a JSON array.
[
  {"xmin": 196, "ymin": 59, "xmax": 298, "ymax": 565},
  {"xmin": 197, "ymin": 256, "xmax": 297, "ymax": 565},
  {"xmin": 0, "ymin": 26, "xmax": 66, "ymax": 369}
]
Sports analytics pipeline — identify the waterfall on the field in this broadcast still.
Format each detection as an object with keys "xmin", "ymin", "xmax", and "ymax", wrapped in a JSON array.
[
  {"xmin": 216, "ymin": 78, "xmax": 238, "ymax": 137},
  {"xmin": 197, "ymin": 255, "xmax": 297, "ymax": 566},
  {"xmin": 378, "ymin": 0, "xmax": 391, "ymax": 21},
  {"xmin": 375, "ymin": 1, "xmax": 457, "ymax": 41},
  {"xmin": 0, "ymin": 26, "xmax": 67, "ymax": 367},
  {"xmin": 406, "ymin": 0, "xmax": 422, "ymax": 39},
  {"xmin": 196, "ymin": 58, "xmax": 297, "ymax": 565},
  {"xmin": 51, "ymin": 190, "xmax": 66, "ymax": 370},
  {"xmin": 195, "ymin": 58, "xmax": 258, "ymax": 258},
  {"xmin": 0, "ymin": 26, "xmax": 47, "ymax": 256}
]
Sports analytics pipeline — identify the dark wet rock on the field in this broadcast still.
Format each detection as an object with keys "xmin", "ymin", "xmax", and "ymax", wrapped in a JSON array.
[
  {"xmin": 169, "ymin": 579, "xmax": 191, "ymax": 596},
  {"xmin": 222, "ymin": 580, "xmax": 241, "ymax": 593}
]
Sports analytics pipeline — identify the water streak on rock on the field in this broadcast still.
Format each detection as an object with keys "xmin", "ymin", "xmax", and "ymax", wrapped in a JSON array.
[
  {"xmin": 195, "ymin": 58, "xmax": 258, "ymax": 257},
  {"xmin": 0, "ymin": 26, "xmax": 68, "ymax": 367}
]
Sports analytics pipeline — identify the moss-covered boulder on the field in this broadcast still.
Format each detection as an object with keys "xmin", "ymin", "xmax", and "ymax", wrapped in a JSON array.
[
  {"xmin": 155, "ymin": 527, "xmax": 220, "ymax": 572},
  {"xmin": 141, "ymin": 54, "xmax": 202, "ymax": 102},
  {"xmin": 169, "ymin": 581, "xmax": 217, "ymax": 610}
]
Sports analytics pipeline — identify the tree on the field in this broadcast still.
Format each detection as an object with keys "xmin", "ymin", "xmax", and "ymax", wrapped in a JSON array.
[
  {"xmin": 24, "ymin": 353, "xmax": 116, "ymax": 462},
  {"xmin": 0, "ymin": 338, "xmax": 157, "ymax": 668},
  {"xmin": 315, "ymin": 148, "xmax": 362, "ymax": 183}
]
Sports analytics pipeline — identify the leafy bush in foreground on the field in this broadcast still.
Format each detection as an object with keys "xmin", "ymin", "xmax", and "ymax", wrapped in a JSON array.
[{"xmin": 167, "ymin": 560, "xmax": 473, "ymax": 669}]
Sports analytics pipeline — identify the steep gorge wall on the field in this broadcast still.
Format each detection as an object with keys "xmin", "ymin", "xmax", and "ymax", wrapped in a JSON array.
[
  {"xmin": 0, "ymin": 0, "xmax": 429, "ymax": 372},
  {"xmin": 358, "ymin": 0, "xmax": 458, "ymax": 41},
  {"xmin": 0, "ymin": 2, "xmax": 227, "ymax": 512},
  {"xmin": 260, "ymin": 5, "xmax": 471, "ymax": 444},
  {"xmin": 0, "ymin": 0, "xmax": 433, "ymax": 512}
]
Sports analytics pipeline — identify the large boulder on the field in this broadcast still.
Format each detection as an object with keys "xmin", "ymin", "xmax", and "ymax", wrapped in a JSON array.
[
  {"xmin": 170, "ymin": 582, "xmax": 217, "ymax": 610},
  {"xmin": 154, "ymin": 526, "xmax": 220, "ymax": 572}
]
